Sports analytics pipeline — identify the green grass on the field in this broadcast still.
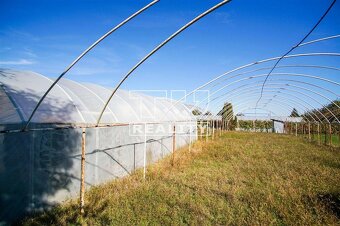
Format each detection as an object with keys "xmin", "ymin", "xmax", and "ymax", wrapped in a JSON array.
[
  {"xmin": 22, "ymin": 132, "xmax": 340, "ymax": 225},
  {"xmin": 317, "ymin": 134, "xmax": 340, "ymax": 146},
  {"xmin": 298, "ymin": 133, "xmax": 340, "ymax": 146}
]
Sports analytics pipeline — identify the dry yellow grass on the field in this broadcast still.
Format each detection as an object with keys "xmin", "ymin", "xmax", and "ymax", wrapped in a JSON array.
[{"xmin": 22, "ymin": 132, "xmax": 340, "ymax": 225}]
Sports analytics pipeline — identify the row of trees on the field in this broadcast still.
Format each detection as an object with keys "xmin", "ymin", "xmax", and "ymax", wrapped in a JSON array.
[
  {"xmin": 238, "ymin": 120, "xmax": 273, "ymax": 132},
  {"xmin": 302, "ymin": 100, "xmax": 340, "ymax": 123},
  {"xmin": 192, "ymin": 101, "xmax": 339, "ymax": 122},
  {"xmin": 191, "ymin": 100, "xmax": 339, "ymax": 134}
]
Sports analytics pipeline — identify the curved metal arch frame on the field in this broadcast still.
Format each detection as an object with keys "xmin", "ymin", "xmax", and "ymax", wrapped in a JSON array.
[
  {"xmin": 210, "ymin": 86, "xmax": 321, "ymax": 122},
  {"xmin": 215, "ymin": 93, "xmax": 318, "ymax": 123},
  {"xmin": 211, "ymin": 34, "xmax": 340, "ymax": 123},
  {"xmin": 96, "ymin": 0, "xmax": 232, "ymax": 126},
  {"xmin": 209, "ymin": 72, "xmax": 340, "ymax": 102},
  {"xmin": 190, "ymin": 67, "xmax": 340, "ymax": 124},
  {"xmin": 297, "ymin": 34, "xmax": 340, "ymax": 47},
  {"xmin": 223, "ymin": 96, "xmax": 316, "ymax": 123},
  {"xmin": 234, "ymin": 105, "xmax": 289, "ymax": 118},
  {"xmin": 215, "ymin": 83, "xmax": 338, "ymax": 122},
  {"xmin": 261, "ymin": 84, "xmax": 340, "ymax": 119},
  {"xmin": 211, "ymin": 78, "xmax": 339, "ymax": 104},
  {"xmin": 211, "ymin": 64, "xmax": 340, "ymax": 89},
  {"xmin": 212, "ymin": 85, "xmax": 327, "ymax": 121},
  {"xmin": 33, "ymin": 72, "xmax": 87, "ymax": 123},
  {"xmin": 160, "ymin": 53, "xmax": 340, "ymax": 121},
  {"xmin": 194, "ymin": 73, "xmax": 340, "ymax": 121},
  {"xmin": 223, "ymin": 96, "xmax": 317, "ymax": 123},
  {"xmin": 212, "ymin": 85, "xmax": 329, "ymax": 121},
  {"xmin": 213, "ymin": 87, "xmax": 326, "ymax": 122},
  {"xmin": 64, "ymin": 79, "xmax": 119, "ymax": 122},
  {"xmin": 238, "ymin": 107, "xmax": 280, "ymax": 117},
  {"xmin": 222, "ymin": 97, "xmax": 314, "ymax": 122},
  {"xmin": 21, "ymin": 11, "xmax": 340, "ymax": 129},
  {"xmin": 226, "ymin": 99, "xmax": 319, "ymax": 124},
  {"xmin": 213, "ymin": 87, "xmax": 318, "ymax": 121},
  {"xmin": 174, "ymin": 53, "xmax": 340, "ymax": 102},
  {"xmin": 23, "ymin": 0, "xmax": 160, "ymax": 130},
  {"xmin": 209, "ymin": 81, "xmax": 340, "ymax": 116},
  {"xmin": 224, "ymin": 100, "xmax": 302, "ymax": 119},
  {"xmin": 225, "ymin": 103, "xmax": 310, "ymax": 123}
]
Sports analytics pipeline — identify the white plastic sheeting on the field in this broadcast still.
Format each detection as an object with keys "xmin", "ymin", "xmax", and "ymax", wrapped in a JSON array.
[{"xmin": 0, "ymin": 69, "xmax": 194, "ymax": 125}]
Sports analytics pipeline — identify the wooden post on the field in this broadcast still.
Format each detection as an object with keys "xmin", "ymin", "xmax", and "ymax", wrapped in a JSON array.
[
  {"xmin": 143, "ymin": 127, "xmax": 147, "ymax": 179},
  {"xmin": 80, "ymin": 128, "xmax": 86, "ymax": 215},
  {"xmin": 172, "ymin": 124, "xmax": 176, "ymax": 165},
  {"xmin": 295, "ymin": 123, "xmax": 297, "ymax": 136},
  {"xmin": 324, "ymin": 124, "xmax": 327, "ymax": 145},
  {"xmin": 302, "ymin": 123, "xmax": 304, "ymax": 136},
  {"xmin": 206, "ymin": 121, "xmax": 208, "ymax": 142},
  {"xmin": 200, "ymin": 121, "xmax": 204, "ymax": 140},
  {"xmin": 287, "ymin": 122, "xmax": 290, "ymax": 134},
  {"xmin": 188, "ymin": 122, "xmax": 191, "ymax": 153},
  {"xmin": 338, "ymin": 124, "xmax": 340, "ymax": 148},
  {"xmin": 329, "ymin": 124, "xmax": 332, "ymax": 146},
  {"xmin": 219, "ymin": 120, "xmax": 222, "ymax": 136},
  {"xmin": 317, "ymin": 123, "xmax": 320, "ymax": 145},
  {"xmin": 212, "ymin": 120, "xmax": 215, "ymax": 139},
  {"xmin": 267, "ymin": 121, "xmax": 269, "ymax": 133},
  {"xmin": 133, "ymin": 144, "xmax": 136, "ymax": 171},
  {"xmin": 308, "ymin": 122, "xmax": 311, "ymax": 141}
]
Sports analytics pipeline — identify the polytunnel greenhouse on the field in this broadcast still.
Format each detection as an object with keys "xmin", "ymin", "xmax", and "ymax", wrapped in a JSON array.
[
  {"xmin": 1, "ymin": 0, "xmax": 340, "ymax": 224},
  {"xmin": 0, "ymin": 69, "xmax": 197, "ymax": 221}
]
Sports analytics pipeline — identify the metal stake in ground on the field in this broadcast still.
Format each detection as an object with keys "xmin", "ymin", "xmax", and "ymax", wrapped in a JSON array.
[
  {"xmin": 143, "ymin": 126, "xmax": 147, "ymax": 179},
  {"xmin": 324, "ymin": 124, "xmax": 327, "ymax": 145},
  {"xmin": 329, "ymin": 124, "xmax": 332, "ymax": 146},
  {"xmin": 172, "ymin": 125, "xmax": 176, "ymax": 166},
  {"xmin": 80, "ymin": 128, "xmax": 86, "ymax": 214},
  {"xmin": 338, "ymin": 124, "xmax": 340, "ymax": 148},
  {"xmin": 212, "ymin": 120, "xmax": 215, "ymax": 139},
  {"xmin": 318, "ymin": 123, "xmax": 320, "ymax": 145},
  {"xmin": 189, "ymin": 121, "xmax": 192, "ymax": 153}
]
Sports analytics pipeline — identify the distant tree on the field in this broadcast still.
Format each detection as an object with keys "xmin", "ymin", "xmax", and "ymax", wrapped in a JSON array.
[
  {"xmin": 302, "ymin": 100, "xmax": 340, "ymax": 123},
  {"xmin": 217, "ymin": 102, "xmax": 234, "ymax": 120},
  {"xmin": 204, "ymin": 111, "xmax": 212, "ymax": 116},
  {"xmin": 290, "ymin": 108, "xmax": 300, "ymax": 117},
  {"xmin": 192, "ymin": 109, "xmax": 202, "ymax": 116},
  {"xmin": 218, "ymin": 102, "xmax": 237, "ymax": 130},
  {"xmin": 236, "ymin": 113, "xmax": 245, "ymax": 117}
]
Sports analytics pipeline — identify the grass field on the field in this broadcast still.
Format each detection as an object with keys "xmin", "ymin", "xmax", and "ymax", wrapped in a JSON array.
[
  {"xmin": 22, "ymin": 132, "xmax": 340, "ymax": 225},
  {"xmin": 309, "ymin": 134, "xmax": 340, "ymax": 146}
]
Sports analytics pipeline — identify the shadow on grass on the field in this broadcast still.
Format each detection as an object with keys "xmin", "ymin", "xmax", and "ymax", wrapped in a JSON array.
[{"xmin": 317, "ymin": 193, "xmax": 340, "ymax": 219}]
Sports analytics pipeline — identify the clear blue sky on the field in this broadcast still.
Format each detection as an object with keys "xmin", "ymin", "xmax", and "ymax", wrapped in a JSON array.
[{"xmin": 1, "ymin": 0, "xmax": 339, "ymax": 115}]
